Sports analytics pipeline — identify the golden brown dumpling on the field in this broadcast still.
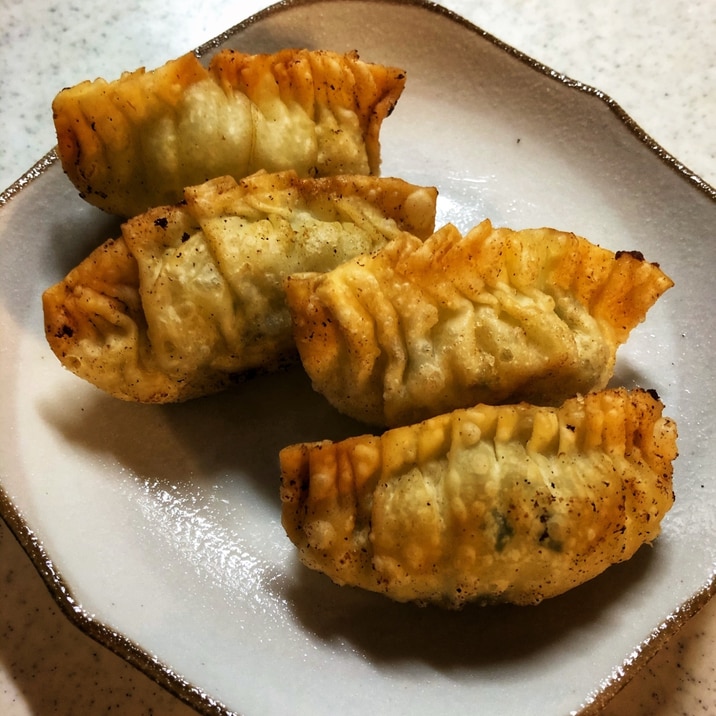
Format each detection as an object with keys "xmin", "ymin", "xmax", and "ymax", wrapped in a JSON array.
[
  {"xmin": 52, "ymin": 49, "xmax": 406, "ymax": 216},
  {"xmin": 280, "ymin": 388, "xmax": 677, "ymax": 608},
  {"xmin": 42, "ymin": 171, "xmax": 437, "ymax": 403},
  {"xmin": 285, "ymin": 220, "xmax": 674, "ymax": 427}
]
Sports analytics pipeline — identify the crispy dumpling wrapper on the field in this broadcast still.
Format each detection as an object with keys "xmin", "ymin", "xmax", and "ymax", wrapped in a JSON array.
[
  {"xmin": 42, "ymin": 171, "xmax": 437, "ymax": 403},
  {"xmin": 53, "ymin": 49, "xmax": 406, "ymax": 216},
  {"xmin": 280, "ymin": 388, "xmax": 677, "ymax": 608},
  {"xmin": 285, "ymin": 220, "xmax": 674, "ymax": 427}
]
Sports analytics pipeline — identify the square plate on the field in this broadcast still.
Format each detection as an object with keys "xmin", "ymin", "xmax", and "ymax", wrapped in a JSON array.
[{"xmin": 1, "ymin": 1, "xmax": 715, "ymax": 714}]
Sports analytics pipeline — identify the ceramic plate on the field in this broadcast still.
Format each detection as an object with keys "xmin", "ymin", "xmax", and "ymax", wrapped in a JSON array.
[{"xmin": 1, "ymin": 1, "xmax": 715, "ymax": 714}]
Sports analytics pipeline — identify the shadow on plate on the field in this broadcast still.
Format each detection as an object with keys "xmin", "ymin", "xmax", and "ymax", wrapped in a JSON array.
[
  {"xmin": 278, "ymin": 543, "xmax": 659, "ymax": 669},
  {"xmin": 36, "ymin": 352, "xmax": 666, "ymax": 670},
  {"xmin": 37, "ymin": 364, "xmax": 367, "ymax": 505}
]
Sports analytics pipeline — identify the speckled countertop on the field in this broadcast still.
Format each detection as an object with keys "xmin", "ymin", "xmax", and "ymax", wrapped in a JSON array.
[{"xmin": 1, "ymin": 0, "xmax": 714, "ymax": 714}]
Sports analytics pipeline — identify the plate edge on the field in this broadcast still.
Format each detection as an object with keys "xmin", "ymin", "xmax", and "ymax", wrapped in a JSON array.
[
  {"xmin": 576, "ymin": 573, "xmax": 716, "ymax": 714},
  {"xmin": 0, "ymin": 487, "xmax": 237, "ymax": 716},
  {"xmin": 1, "ymin": 1, "xmax": 714, "ymax": 715},
  {"xmin": 2, "ymin": 1, "xmax": 715, "ymax": 206}
]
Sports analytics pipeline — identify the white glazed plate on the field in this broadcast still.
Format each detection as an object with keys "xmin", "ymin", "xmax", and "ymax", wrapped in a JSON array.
[{"xmin": 1, "ymin": 1, "xmax": 715, "ymax": 714}]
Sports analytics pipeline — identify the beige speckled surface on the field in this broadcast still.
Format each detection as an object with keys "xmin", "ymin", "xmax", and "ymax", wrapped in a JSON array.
[{"xmin": 1, "ymin": 0, "xmax": 714, "ymax": 714}]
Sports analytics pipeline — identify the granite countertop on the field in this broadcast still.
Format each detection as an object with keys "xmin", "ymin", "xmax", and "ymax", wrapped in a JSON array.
[{"xmin": 1, "ymin": 0, "xmax": 714, "ymax": 714}]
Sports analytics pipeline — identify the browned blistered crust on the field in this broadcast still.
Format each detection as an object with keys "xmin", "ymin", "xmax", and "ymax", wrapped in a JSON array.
[
  {"xmin": 52, "ymin": 49, "xmax": 407, "ymax": 216},
  {"xmin": 285, "ymin": 220, "xmax": 674, "ymax": 427},
  {"xmin": 280, "ymin": 388, "xmax": 677, "ymax": 608},
  {"xmin": 209, "ymin": 48, "xmax": 404, "ymax": 176},
  {"xmin": 42, "ymin": 171, "xmax": 437, "ymax": 403}
]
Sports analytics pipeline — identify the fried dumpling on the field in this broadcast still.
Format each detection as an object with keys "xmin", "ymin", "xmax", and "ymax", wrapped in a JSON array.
[
  {"xmin": 42, "ymin": 171, "xmax": 437, "ymax": 403},
  {"xmin": 52, "ymin": 49, "xmax": 406, "ymax": 216},
  {"xmin": 280, "ymin": 388, "xmax": 677, "ymax": 608},
  {"xmin": 285, "ymin": 220, "xmax": 674, "ymax": 427}
]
